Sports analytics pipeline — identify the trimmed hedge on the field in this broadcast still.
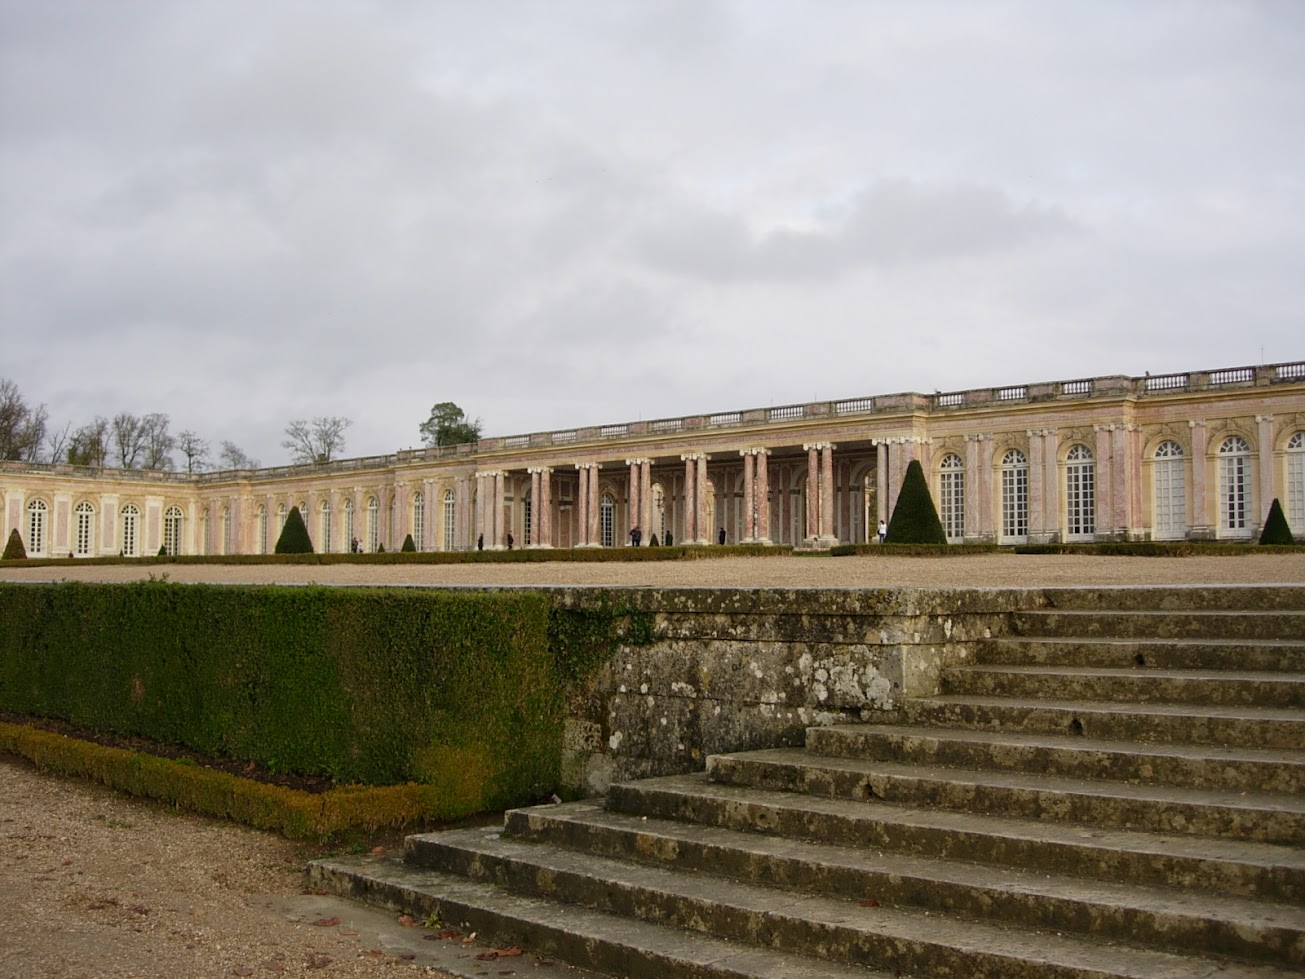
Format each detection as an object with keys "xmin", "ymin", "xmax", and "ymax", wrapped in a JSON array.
[
  {"xmin": 5, "ymin": 543, "xmax": 794, "ymax": 569},
  {"xmin": 0, "ymin": 583, "xmax": 558, "ymax": 816},
  {"xmin": 885, "ymin": 460, "xmax": 947, "ymax": 545},
  {"xmin": 0, "ymin": 722, "xmax": 476, "ymax": 840},
  {"xmin": 275, "ymin": 505, "xmax": 314, "ymax": 553},
  {"xmin": 1260, "ymin": 499, "xmax": 1295, "ymax": 545},
  {"xmin": 3, "ymin": 529, "xmax": 25, "ymax": 561}
]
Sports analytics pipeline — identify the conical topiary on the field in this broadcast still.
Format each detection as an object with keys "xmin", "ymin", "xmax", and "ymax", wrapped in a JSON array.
[
  {"xmin": 274, "ymin": 506, "xmax": 314, "ymax": 553},
  {"xmin": 886, "ymin": 459, "xmax": 948, "ymax": 545},
  {"xmin": 2, "ymin": 528, "xmax": 26, "ymax": 560},
  {"xmin": 401, "ymin": 533, "xmax": 416, "ymax": 552},
  {"xmin": 1259, "ymin": 498, "xmax": 1295, "ymax": 545}
]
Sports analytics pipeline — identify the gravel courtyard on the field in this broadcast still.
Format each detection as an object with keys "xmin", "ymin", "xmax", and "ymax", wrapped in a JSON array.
[{"xmin": 2, "ymin": 551, "xmax": 1301, "ymax": 978}]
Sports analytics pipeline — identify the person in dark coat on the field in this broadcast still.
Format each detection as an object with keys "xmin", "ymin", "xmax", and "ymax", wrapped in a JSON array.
[
  {"xmin": 718, "ymin": 527, "xmax": 726, "ymax": 545},
  {"xmin": 477, "ymin": 533, "xmax": 484, "ymax": 551}
]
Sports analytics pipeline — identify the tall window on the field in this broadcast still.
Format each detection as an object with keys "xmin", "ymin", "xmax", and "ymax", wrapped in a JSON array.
[
  {"xmin": 164, "ymin": 506, "xmax": 183, "ymax": 556},
  {"xmin": 651, "ymin": 483, "xmax": 667, "ymax": 542},
  {"xmin": 412, "ymin": 492, "xmax": 424, "ymax": 551},
  {"xmin": 443, "ymin": 490, "xmax": 456, "ymax": 551},
  {"xmin": 121, "ymin": 504, "xmax": 140, "ymax": 557},
  {"xmin": 523, "ymin": 495, "xmax": 532, "ymax": 546},
  {"xmin": 277, "ymin": 503, "xmax": 287, "ymax": 533},
  {"xmin": 938, "ymin": 454, "xmax": 965, "ymax": 542},
  {"xmin": 1219, "ymin": 435, "xmax": 1252, "ymax": 537},
  {"xmin": 1065, "ymin": 444, "xmax": 1095, "ymax": 540},
  {"xmin": 74, "ymin": 501, "xmax": 95, "ymax": 557},
  {"xmin": 26, "ymin": 499, "xmax": 47, "ymax": 556},
  {"xmin": 1288, "ymin": 432, "xmax": 1305, "ymax": 531},
  {"xmin": 367, "ymin": 496, "xmax": 379, "ymax": 552},
  {"xmin": 600, "ymin": 492, "xmax": 615, "ymax": 547},
  {"xmin": 256, "ymin": 505, "xmax": 268, "ymax": 554},
  {"xmin": 1153, "ymin": 441, "xmax": 1186, "ymax": 540},
  {"xmin": 200, "ymin": 506, "xmax": 210, "ymax": 555},
  {"xmin": 221, "ymin": 506, "xmax": 232, "ymax": 555},
  {"xmin": 1000, "ymin": 449, "xmax": 1029, "ymax": 543},
  {"xmin": 320, "ymin": 501, "xmax": 332, "ymax": 553},
  {"xmin": 343, "ymin": 499, "xmax": 355, "ymax": 551}
]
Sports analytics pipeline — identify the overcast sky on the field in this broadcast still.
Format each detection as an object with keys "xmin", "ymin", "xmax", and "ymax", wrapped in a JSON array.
[{"xmin": 2, "ymin": 1, "xmax": 1302, "ymax": 467}]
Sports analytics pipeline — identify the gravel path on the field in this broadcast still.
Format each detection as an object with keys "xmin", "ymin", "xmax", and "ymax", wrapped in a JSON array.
[
  {"xmin": 2, "ymin": 551, "xmax": 1304, "ymax": 588},
  {"xmin": 2, "ymin": 551, "xmax": 1302, "ymax": 978}
]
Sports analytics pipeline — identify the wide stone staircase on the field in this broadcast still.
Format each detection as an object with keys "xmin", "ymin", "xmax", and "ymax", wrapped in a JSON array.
[{"xmin": 309, "ymin": 586, "xmax": 1305, "ymax": 978}]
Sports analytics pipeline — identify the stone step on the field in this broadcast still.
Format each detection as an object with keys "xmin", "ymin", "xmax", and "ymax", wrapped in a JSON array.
[
  {"xmin": 1011, "ymin": 610, "xmax": 1305, "ymax": 641},
  {"xmin": 1037, "ymin": 586, "xmax": 1305, "ymax": 612},
  {"xmin": 898, "ymin": 696, "xmax": 1305, "ymax": 750},
  {"xmin": 402, "ymin": 824, "xmax": 1299, "ymax": 979},
  {"xmin": 704, "ymin": 747, "xmax": 1305, "ymax": 844},
  {"xmin": 939, "ymin": 665, "xmax": 1305, "ymax": 709},
  {"xmin": 806, "ymin": 724, "xmax": 1305, "ymax": 794},
  {"xmin": 605, "ymin": 773, "xmax": 1305, "ymax": 903},
  {"xmin": 307, "ymin": 853, "xmax": 882, "ymax": 979},
  {"xmin": 977, "ymin": 637, "xmax": 1305, "ymax": 672},
  {"xmin": 494, "ymin": 800, "xmax": 1305, "ymax": 966}
]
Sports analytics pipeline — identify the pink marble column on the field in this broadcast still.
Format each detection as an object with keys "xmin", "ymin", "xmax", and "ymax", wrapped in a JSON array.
[
  {"xmin": 588, "ymin": 464, "xmax": 601, "ymax": 546},
  {"xmin": 696, "ymin": 454, "xmax": 710, "ymax": 544},
  {"xmin": 474, "ymin": 475, "xmax": 486, "ymax": 547},
  {"xmin": 682, "ymin": 455, "xmax": 696, "ymax": 543},
  {"xmin": 805, "ymin": 445, "xmax": 819, "ymax": 542},
  {"xmin": 876, "ymin": 442, "xmax": 889, "ymax": 525},
  {"xmin": 1189, "ymin": 420, "xmax": 1208, "ymax": 536},
  {"xmin": 1112, "ymin": 425, "xmax": 1131, "ymax": 535},
  {"xmin": 979, "ymin": 437, "xmax": 995, "ymax": 539},
  {"xmin": 821, "ymin": 444, "xmax": 835, "ymax": 540},
  {"xmin": 1043, "ymin": 430, "xmax": 1059, "ymax": 541},
  {"xmin": 1028, "ymin": 431, "xmax": 1046, "ymax": 538},
  {"xmin": 755, "ymin": 450, "xmax": 771, "ymax": 543},
  {"xmin": 741, "ymin": 451, "xmax": 755, "ymax": 542},
  {"xmin": 577, "ymin": 465, "xmax": 590, "ymax": 545},
  {"xmin": 530, "ymin": 470, "xmax": 542, "ymax": 545},
  {"xmin": 540, "ymin": 469, "xmax": 552, "ymax": 547},
  {"xmin": 1257, "ymin": 414, "xmax": 1276, "ymax": 525},
  {"xmin": 1095, "ymin": 426, "xmax": 1113, "ymax": 537},
  {"xmin": 964, "ymin": 436, "xmax": 981, "ymax": 542},
  {"xmin": 494, "ymin": 471, "xmax": 506, "ymax": 548},
  {"xmin": 627, "ymin": 460, "xmax": 640, "ymax": 542},
  {"xmin": 640, "ymin": 461, "xmax": 652, "ymax": 540}
]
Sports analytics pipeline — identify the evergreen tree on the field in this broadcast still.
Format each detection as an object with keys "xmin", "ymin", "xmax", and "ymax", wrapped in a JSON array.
[
  {"xmin": 401, "ymin": 533, "xmax": 417, "ymax": 552},
  {"xmin": 1259, "ymin": 498, "xmax": 1295, "ymax": 545},
  {"xmin": 2, "ymin": 528, "xmax": 26, "ymax": 560},
  {"xmin": 886, "ymin": 459, "xmax": 948, "ymax": 545},
  {"xmin": 274, "ymin": 506, "xmax": 314, "ymax": 553}
]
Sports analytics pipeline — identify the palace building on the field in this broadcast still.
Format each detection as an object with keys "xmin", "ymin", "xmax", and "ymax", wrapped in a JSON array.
[{"xmin": 4, "ymin": 361, "xmax": 1305, "ymax": 558}]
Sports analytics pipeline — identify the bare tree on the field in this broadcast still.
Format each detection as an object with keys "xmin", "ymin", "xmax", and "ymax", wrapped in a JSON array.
[
  {"xmin": 0, "ymin": 378, "xmax": 48, "ymax": 461},
  {"xmin": 67, "ymin": 417, "xmax": 110, "ymax": 467},
  {"xmin": 176, "ymin": 430, "xmax": 210, "ymax": 474},
  {"xmin": 219, "ymin": 440, "xmax": 258, "ymax": 470},
  {"xmin": 281, "ymin": 417, "xmax": 351, "ymax": 465},
  {"xmin": 112, "ymin": 413, "xmax": 146, "ymax": 468},
  {"xmin": 140, "ymin": 412, "xmax": 175, "ymax": 470},
  {"xmin": 45, "ymin": 421, "xmax": 73, "ymax": 465}
]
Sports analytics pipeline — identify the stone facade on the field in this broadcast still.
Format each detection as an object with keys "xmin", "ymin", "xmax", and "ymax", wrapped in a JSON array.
[{"xmin": 4, "ymin": 362, "xmax": 1305, "ymax": 557}]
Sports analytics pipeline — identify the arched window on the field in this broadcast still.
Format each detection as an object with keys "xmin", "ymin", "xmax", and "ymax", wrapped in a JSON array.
[
  {"xmin": 200, "ymin": 505, "xmax": 210, "ymax": 555},
  {"xmin": 1287, "ymin": 432, "xmax": 1305, "ymax": 531},
  {"xmin": 74, "ymin": 501, "xmax": 95, "ymax": 557},
  {"xmin": 342, "ymin": 499, "xmax": 355, "ymax": 552},
  {"xmin": 164, "ymin": 506, "xmax": 183, "ymax": 556},
  {"xmin": 938, "ymin": 454, "xmax": 965, "ymax": 542},
  {"xmin": 600, "ymin": 492, "xmax": 615, "ymax": 547},
  {"xmin": 26, "ymin": 499, "xmax": 47, "ymax": 557},
  {"xmin": 254, "ymin": 505, "xmax": 266, "ymax": 554},
  {"xmin": 320, "ymin": 500, "xmax": 332, "ymax": 553},
  {"xmin": 221, "ymin": 506, "xmax": 232, "ymax": 555},
  {"xmin": 1065, "ymin": 444, "xmax": 1095, "ymax": 540},
  {"xmin": 1218, "ymin": 436, "xmax": 1253, "ymax": 537},
  {"xmin": 121, "ymin": 503, "xmax": 140, "ymax": 557},
  {"xmin": 1153, "ymin": 441, "xmax": 1186, "ymax": 540},
  {"xmin": 412, "ymin": 492, "xmax": 425, "ymax": 551},
  {"xmin": 367, "ymin": 496, "xmax": 379, "ymax": 552},
  {"xmin": 1000, "ymin": 449, "xmax": 1029, "ymax": 543},
  {"xmin": 277, "ymin": 503, "xmax": 287, "ymax": 533},
  {"xmin": 443, "ymin": 490, "xmax": 456, "ymax": 551}
]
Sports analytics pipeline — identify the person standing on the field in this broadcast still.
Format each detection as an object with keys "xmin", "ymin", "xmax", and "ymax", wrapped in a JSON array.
[
  {"xmin": 878, "ymin": 519, "xmax": 887, "ymax": 544},
  {"xmin": 718, "ymin": 527, "xmax": 726, "ymax": 545}
]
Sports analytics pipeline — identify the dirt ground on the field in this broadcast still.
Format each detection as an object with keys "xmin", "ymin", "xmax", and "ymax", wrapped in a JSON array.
[{"xmin": 2, "ymin": 551, "xmax": 1302, "ymax": 979}]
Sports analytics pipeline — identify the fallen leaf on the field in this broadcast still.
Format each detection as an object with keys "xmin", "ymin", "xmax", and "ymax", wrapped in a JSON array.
[
  {"xmin": 370, "ymin": 846, "xmax": 387, "ymax": 855},
  {"xmin": 435, "ymin": 929, "xmax": 461, "ymax": 940},
  {"xmin": 858, "ymin": 899, "xmax": 880, "ymax": 908},
  {"xmin": 339, "ymin": 928, "xmax": 359, "ymax": 937},
  {"xmin": 263, "ymin": 960, "xmax": 286, "ymax": 973},
  {"xmin": 398, "ymin": 914, "xmax": 418, "ymax": 928},
  {"xmin": 231, "ymin": 968, "xmax": 254, "ymax": 977},
  {"xmin": 311, "ymin": 916, "xmax": 340, "ymax": 928},
  {"xmin": 129, "ymin": 904, "xmax": 151, "ymax": 915},
  {"xmin": 499, "ymin": 947, "xmax": 523, "ymax": 957},
  {"xmin": 305, "ymin": 952, "xmax": 332, "ymax": 969}
]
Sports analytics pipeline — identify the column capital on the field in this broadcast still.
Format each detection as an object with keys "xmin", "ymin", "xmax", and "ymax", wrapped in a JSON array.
[
  {"xmin": 802, "ymin": 441, "xmax": 832, "ymax": 451},
  {"xmin": 680, "ymin": 452, "xmax": 708, "ymax": 462},
  {"xmin": 623, "ymin": 457, "xmax": 650, "ymax": 466},
  {"xmin": 739, "ymin": 447, "xmax": 771, "ymax": 457},
  {"xmin": 527, "ymin": 466, "xmax": 553, "ymax": 475},
  {"xmin": 574, "ymin": 461, "xmax": 599, "ymax": 471},
  {"xmin": 1189, "ymin": 419, "xmax": 1206, "ymax": 428},
  {"xmin": 963, "ymin": 433, "xmax": 993, "ymax": 442},
  {"xmin": 1256, "ymin": 413, "xmax": 1274, "ymax": 423}
]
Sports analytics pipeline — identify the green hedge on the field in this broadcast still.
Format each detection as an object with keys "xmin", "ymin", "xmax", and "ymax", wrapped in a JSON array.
[
  {"xmin": 0, "ymin": 583, "xmax": 558, "ymax": 817},
  {"xmin": 1014, "ymin": 541, "xmax": 1305, "ymax": 555},
  {"xmin": 2, "ymin": 543, "xmax": 793, "ymax": 570}
]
